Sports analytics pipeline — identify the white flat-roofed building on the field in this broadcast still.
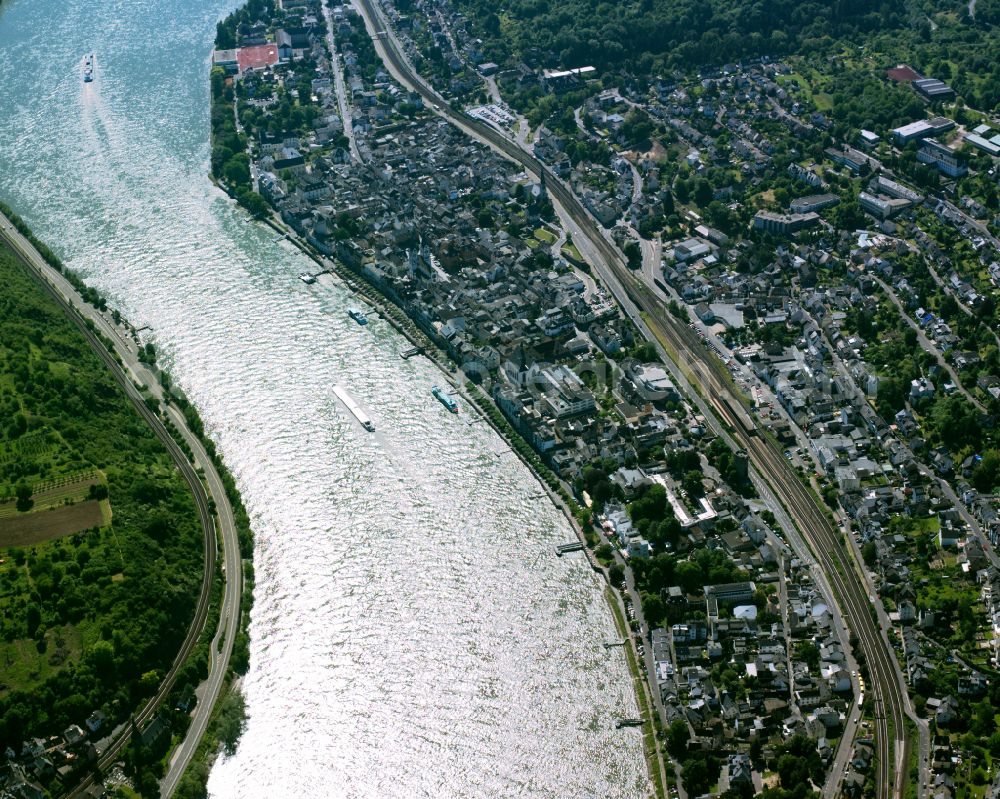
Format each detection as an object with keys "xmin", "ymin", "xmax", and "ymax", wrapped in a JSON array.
[
  {"xmin": 892, "ymin": 116, "xmax": 954, "ymax": 144},
  {"xmin": 965, "ymin": 133, "xmax": 1000, "ymax": 157},
  {"xmin": 541, "ymin": 65, "xmax": 596, "ymax": 93},
  {"xmin": 542, "ymin": 66, "xmax": 596, "ymax": 80},
  {"xmin": 630, "ymin": 363, "xmax": 679, "ymax": 402},
  {"xmin": 893, "ymin": 119, "xmax": 935, "ymax": 143},
  {"xmin": 859, "ymin": 129, "xmax": 880, "ymax": 148},
  {"xmin": 673, "ymin": 237, "xmax": 713, "ymax": 262},
  {"xmin": 790, "ymin": 193, "xmax": 839, "ymax": 214}
]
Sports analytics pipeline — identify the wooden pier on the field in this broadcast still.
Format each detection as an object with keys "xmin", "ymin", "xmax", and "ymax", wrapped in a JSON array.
[
  {"xmin": 555, "ymin": 542, "xmax": 585, "ymax": 556},
  {"xmin": 400, "ymin": 346, "xmax": 425, "ymax": 359}
]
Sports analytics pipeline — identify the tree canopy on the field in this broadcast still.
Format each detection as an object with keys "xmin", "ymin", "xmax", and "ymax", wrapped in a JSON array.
[
  {"xmin": 0, "ymin": 241, "xmax": 203, "ymax": 753},
  {"xmin": 458, "ymin": 0, "xmax": 909, "ymax": 73}
]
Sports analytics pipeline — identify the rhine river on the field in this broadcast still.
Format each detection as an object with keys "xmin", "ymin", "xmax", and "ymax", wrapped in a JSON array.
[{"xmin": 0, "ymin": 1, "xmax": 649, "ymax": 797}]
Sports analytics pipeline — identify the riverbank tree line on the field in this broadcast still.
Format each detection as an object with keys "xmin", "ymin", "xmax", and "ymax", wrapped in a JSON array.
[{"xmin": 211, "ymin": 68, "xmax": 270, "ymax": 219}]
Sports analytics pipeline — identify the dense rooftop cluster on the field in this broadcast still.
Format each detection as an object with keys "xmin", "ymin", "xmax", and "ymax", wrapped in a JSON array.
[{"xmin": 199, "ymin": 0, "xmax": 1000, "ymax": 795}]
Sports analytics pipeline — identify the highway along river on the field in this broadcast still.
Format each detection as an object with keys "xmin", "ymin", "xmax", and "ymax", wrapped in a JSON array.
[{"xmin": 0, "ymin": 0, "xmax": 648, "ymax": 796}]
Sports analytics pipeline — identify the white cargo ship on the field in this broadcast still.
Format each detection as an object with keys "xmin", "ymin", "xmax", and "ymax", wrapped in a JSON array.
[{"xmin": 333, "ymin": 384, "xmax": 375, "ymax": 432}]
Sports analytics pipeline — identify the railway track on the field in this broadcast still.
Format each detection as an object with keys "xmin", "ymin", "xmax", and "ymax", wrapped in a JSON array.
[
  {"xmin": 350, "ymin": 4, "xmax": 913, "ymax": 794},
  {"xmin": 652, "ymin": 308, "xmax": 908, "ymax": 799},
  {"xmin": 0, "ymin": 223, "xmax": 219, "ymax": 799}
]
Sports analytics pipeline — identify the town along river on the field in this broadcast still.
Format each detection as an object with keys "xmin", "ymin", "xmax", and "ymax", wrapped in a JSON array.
[{"xmin": 0, "ymin": 0, "xmax": 649, "ymax": 796}]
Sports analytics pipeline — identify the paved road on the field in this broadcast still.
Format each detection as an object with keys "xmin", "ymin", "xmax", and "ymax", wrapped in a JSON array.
[
  {"xmin": 873, "ymin": 275, "xmax": 986, "ymax": 413},
  {"xmin": 626, "ymin": 160, "xmax": 643, "ymax": 206},
  {"xmin": 483, "ymin": 74, "xmax": 502, "ymax": 104},
  {"xmin": 0, "ymin": 212, "xmax": 242, "ymax": 799},
  {"xmin": 324, "ymin": 0, "xmax": 362, "ymax": 163},
  {"xmin": 160, "ymin": 402, "xmax": 243, "ymax": 797},
  {"xmin": 611, "ymin": 560, "xmax": 672, "ymax": 793}
]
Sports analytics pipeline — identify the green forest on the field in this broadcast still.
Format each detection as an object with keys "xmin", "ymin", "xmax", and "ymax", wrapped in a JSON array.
[
  {"xmin": 457, "ymin": 0, "xmax": 904, "ymax": 69},
  {"xmin": 455, "ymin": 0, "xmax": 1000, "ymax": 110},
  {"xmin": 0, "ymin": 241, "xmax": 203, "ymax": 751}
]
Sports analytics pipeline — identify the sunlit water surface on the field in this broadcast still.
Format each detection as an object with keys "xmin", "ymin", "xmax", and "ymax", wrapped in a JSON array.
[{"xmin": 0, "ymin": 1, "xmax": 649, "ymax": 795}]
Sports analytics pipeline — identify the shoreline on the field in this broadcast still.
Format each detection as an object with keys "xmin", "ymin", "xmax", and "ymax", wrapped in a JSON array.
[
  {"xmin": 249, "ymin": 197, "xmax": 601, "ymax": 564},
  {"xmin": 0, "ymin": 201, "xmax": 251, "ymax": 799},
  {"xmin": 219, "ymin": 189, "xmax": 669, "ymax": 794},
  {"xmin": 0, "ymin": 204, "xmax": 247, "ymax": 799}
]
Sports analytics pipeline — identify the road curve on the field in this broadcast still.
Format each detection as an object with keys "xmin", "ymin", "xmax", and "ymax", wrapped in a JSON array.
[
  {"xmin": 159, "ymin": 401, "xmax": 242, "ymax": 798},
  {"xmin": 349, "ymin": 4, "xmax": 913, "ymax": 796},
  {"xmin": 0, "ymin": 211, "xmax": 242, "ymax": 799}
]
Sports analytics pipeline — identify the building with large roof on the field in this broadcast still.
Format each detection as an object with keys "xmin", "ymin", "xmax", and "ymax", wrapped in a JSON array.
[
  {"xmin": 913, "ymin": 77, "xmax": 955, "ymax": 101},
  {"xmin": 887, "ymin": 64, "xmax": 921, "ymax": 83},
  {"xmin": 237, "ymin": 44, "xmax": 279, "ymax": 74},
  {"xmin": 892, "ymin": 116, "xmax": 954, "ymax": 145}
]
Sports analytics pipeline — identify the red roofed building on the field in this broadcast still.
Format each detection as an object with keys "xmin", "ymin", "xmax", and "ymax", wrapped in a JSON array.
[
  {"xmin": 887, "ymin": 64, "xmax": 921, "ymax": 83},
  {"xmin": 237, "ymin": 44, "xmax": 279, "ymax": 74}
]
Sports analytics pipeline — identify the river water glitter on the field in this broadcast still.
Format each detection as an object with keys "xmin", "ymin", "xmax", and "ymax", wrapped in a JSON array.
[{"xmin": 0, "ymin": 1, "xmax": 649, "ymax": 796}]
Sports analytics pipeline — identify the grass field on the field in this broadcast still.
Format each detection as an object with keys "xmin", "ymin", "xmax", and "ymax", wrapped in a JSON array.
[
  {"xmin": 533, "ymin": 226, "xmax": 557, "ymax": 244},
  {"xmin": 778, "ymin": 72, "xmax": 813, "ymax": 101},
  {"xmin": 561, "ymin": 242, "xmax": 584, "ymax": 262},
  {"xmin": 0, "ymin": 625, "xmax": 86, "ymax": 700},
  {"xmin": 814, "ymin": 92, "xmax": 834, "ymax": 110}
]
